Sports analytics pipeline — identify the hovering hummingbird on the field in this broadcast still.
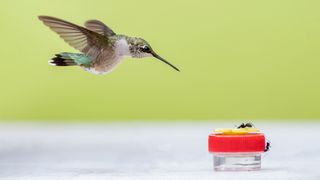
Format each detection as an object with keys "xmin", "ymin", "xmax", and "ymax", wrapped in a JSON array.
[{"xmin": 38, "ymin": 16, "xmax": 179, "ymax": 74}]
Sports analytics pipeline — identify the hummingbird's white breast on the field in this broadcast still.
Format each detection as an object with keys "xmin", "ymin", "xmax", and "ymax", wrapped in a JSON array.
[{"xmin": 115, "ymin": 38, "xmax": 130, "ymax": 57}]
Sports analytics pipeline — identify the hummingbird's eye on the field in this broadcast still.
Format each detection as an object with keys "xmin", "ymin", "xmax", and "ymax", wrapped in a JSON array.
[{"xmin": 141, "ymin": 46, "xmax": 150, "ymax": 52}]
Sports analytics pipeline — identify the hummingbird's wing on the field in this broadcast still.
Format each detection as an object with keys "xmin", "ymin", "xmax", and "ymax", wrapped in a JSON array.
[
  {"xmin": 39, "ymin": 16, "xmax": 111, "ymax": 61},
  {"xmin": 84, "ymin": 20, "xmax": 116, "ymax": 36}
]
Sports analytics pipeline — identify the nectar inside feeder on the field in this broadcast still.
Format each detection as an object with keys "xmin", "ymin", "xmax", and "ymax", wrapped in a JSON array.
[{"xmin": 208, "ymin": 125, "xmax": 266, "ymax": 171}]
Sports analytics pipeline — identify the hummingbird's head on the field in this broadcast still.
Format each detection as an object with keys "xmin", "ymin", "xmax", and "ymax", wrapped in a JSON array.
[
  {"xmin": 128, "ymin": 37, "xmax": 180, "ymax": 71},
  {"xmin": 128, "ymin": 38, "xmax": 153, "ymax": 58}
]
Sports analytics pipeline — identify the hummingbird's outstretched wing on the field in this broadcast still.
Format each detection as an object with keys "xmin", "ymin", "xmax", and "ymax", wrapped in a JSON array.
[
  {"xmin": 38, "ymin": 16, "xmax": 110, "ymax": 60},
  {"xmin": 84, "ymin": 20, "xmax": 116, "ymax": 37}
]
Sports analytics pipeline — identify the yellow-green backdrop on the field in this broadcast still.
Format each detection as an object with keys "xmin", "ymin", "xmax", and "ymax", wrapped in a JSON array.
[{"xmin": 1, "ymin": 0, "xmax": 320, "ymax": 121}]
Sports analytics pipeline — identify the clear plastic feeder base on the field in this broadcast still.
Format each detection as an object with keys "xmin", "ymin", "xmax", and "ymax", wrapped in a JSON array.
[{"xmin": 212, "ymin": 152, "xmax": 261, "ymax": 171}]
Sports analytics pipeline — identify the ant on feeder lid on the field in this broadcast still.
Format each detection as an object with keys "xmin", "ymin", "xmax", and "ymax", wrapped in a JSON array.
[
  {"xmin": 237, "ymin": 123, "xmax": 254, "ymax": 129},
  {"xmin": 265, "ymin": 140, "xmax": 271, "ymax": 152}
]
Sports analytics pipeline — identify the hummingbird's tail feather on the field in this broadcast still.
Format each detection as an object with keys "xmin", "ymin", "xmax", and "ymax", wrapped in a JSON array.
[
  {"xmin": 49, "ymin": 54, "xmax": 77, "ymax": 66},
  {"xmin": 49, "ymin": 53, "xmax": 92, "ymax": 66}
]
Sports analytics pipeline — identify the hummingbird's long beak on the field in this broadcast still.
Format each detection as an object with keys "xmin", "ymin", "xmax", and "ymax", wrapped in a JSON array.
[{"xmin": 151, "ymin": 52, "xmax": 180, "ymax": 72}]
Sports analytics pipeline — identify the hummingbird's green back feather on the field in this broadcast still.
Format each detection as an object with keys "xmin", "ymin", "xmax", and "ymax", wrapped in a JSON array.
[
  {"xmin": 60, "ymin": 53, "xmax": 92, "ymax": 65},
  {"xmin": 50, "ymin": 53, "xmax": 92, "ymax": 66}
]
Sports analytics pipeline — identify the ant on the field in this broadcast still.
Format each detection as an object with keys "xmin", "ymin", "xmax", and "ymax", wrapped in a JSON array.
[
  {"xmin": 237, "ymin": 123, "xmax": 254, "ymax": 129},
  {"xmin": 265, "ymin": 140, "xmax": 271, "ymax": 152}
]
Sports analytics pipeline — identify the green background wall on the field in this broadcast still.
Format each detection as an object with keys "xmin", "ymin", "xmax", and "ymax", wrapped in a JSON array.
[{"xmin": 1, "ymin": 0, "xmax": 320, "ymax": 121}]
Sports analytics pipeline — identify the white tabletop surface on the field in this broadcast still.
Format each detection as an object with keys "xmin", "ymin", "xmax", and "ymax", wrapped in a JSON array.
[{"xmin": 0, "ymin": 122, "xmax": 319, "ymax": 180}]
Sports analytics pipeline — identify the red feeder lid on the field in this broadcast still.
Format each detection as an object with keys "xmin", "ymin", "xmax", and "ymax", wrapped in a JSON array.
[{"xmin": 208, "ymin": 133, "xmax": 265, "ymax": 153}]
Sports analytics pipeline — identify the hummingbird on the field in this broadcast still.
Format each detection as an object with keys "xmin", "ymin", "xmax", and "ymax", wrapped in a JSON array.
[{"xmin": 38, "ymin": 16, "xmax": 180, "ymax": 74}]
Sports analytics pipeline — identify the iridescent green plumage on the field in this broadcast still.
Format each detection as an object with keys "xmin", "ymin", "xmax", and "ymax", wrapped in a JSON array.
[{"xmin": 56, "ymin": 53, "xmax": 92, "ymax": 66}]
